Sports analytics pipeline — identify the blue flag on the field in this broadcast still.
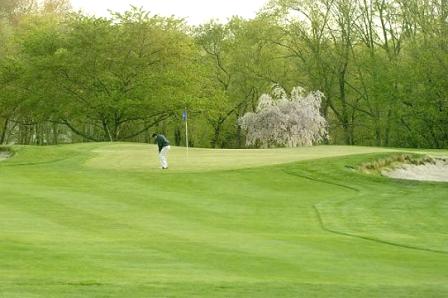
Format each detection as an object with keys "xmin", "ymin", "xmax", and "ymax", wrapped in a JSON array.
[{"xmin": 182, "ymin": 110, "xmax": 187, "ymax": 121}]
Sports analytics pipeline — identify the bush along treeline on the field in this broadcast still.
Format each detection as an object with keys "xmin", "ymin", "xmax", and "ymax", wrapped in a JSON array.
[{"xmin": 1, "ymin": 0, "xmax": 447, "ymax": 148}]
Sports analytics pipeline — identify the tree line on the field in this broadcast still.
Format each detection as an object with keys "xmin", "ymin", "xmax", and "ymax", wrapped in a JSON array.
[{"xmin": 1, "ymin": 0, "xmax": 447, "ymax": 148}]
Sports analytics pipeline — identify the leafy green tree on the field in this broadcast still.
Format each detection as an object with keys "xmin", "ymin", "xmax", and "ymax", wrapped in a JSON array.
[
  {"xmin": 195, "ymin": 17, "xmax": 287, "ymax": 147},
  {"xmin": 22, "ymin": 7, "xmax": 198, "ymax": 142}
]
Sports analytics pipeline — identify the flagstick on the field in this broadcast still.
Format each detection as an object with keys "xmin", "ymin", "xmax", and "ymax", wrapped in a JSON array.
[{"xmin": 185, "ymin": 109, "xmax": 189, "ymax": 160}]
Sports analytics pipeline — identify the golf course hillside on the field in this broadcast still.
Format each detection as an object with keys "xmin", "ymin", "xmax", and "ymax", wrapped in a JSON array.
[{"xmin": 1, "ymin": 143, "xmax": 447, "ymax": 297}]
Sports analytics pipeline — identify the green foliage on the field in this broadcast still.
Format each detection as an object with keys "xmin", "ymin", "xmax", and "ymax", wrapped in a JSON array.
[
  {"xmin": 0, "ymin": 1, "xmax": 447, "ymax": 148},
  {"xmin": 22, "ymin": 8, "xmax": 200, "ymax": 142},
  {"xmin": 0, "ymin": 144, "xmax": 13, "ymax": 152}
]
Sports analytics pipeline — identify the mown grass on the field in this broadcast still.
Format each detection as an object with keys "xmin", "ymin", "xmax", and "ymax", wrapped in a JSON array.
[{"xmin": 0, "ymin": 143, "xmax": 447, "ymax": 297}]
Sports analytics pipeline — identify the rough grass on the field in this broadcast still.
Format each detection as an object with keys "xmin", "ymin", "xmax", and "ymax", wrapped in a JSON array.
[
  {"xmin": 358, "ymin": 153, "xmax": 436, "ymax": 174},
  {"xmin": 0, "ymin": 143, "xmax": 447, "ymax": 297}
]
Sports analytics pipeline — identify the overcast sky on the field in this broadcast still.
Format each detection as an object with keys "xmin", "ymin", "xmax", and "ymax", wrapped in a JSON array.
[{"xmin": 70, "ymin": 0, "xmax": 269, "ymax": 25}]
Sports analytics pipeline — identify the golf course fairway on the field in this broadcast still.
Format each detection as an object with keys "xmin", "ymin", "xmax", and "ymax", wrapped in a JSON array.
[{"xmin": 0, "ymin": 143, "xmax": 447, "ymax": 297}]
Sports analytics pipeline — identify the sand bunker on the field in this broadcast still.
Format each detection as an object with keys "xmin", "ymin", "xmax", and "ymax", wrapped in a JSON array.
[{"xmin": 383, "ymin": 158, "xmax": 448, "ymax": 182}]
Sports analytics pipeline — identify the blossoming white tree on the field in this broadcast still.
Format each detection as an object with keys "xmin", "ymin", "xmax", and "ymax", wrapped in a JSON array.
[{"xmin": 238, "ymin": 86, "xmax": 328, "ymax": 147}]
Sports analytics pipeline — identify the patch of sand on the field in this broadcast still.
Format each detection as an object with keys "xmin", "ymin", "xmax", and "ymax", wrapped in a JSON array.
[{"xmin": 383, "ymin": 158, "xmax": 448, "ymax": 182}]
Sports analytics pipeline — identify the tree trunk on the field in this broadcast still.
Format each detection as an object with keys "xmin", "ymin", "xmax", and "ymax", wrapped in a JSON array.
[
  {"xmin": 211, "ymin": 119, "xmax": 223, "ymax": 148},
  {"xmin": 339, "ymin": 67, "xmax": 352, "ymax": 145},
  {"xmin": 174, "ymin": 126, "xmax": 181, "ymax": 146},
  {"xmin": 0, "ymin": 118, "xmax": 9, "ymax": 145},
  {"xmin": 102, "ymin": 119, "xmax": 113, "ymax": 142}
]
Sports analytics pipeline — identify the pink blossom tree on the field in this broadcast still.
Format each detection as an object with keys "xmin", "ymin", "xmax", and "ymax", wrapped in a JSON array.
[{"xmin": 238, "ymin": 86, "xmax": 328, "ymax": 147}]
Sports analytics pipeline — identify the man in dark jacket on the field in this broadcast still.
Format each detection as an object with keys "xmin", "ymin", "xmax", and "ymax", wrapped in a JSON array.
[{"xmin": 152, "ymin": 133, "xmax": 171, "ymax": 169}]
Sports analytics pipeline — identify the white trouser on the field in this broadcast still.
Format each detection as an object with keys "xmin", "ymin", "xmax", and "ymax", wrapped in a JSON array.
[{"xmin": 159, "ymin": 145, "xmax": 170, "ymax": 168}]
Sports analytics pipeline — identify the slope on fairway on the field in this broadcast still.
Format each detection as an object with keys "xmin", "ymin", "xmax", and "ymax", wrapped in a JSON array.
[{"xmin": 0, "ymin": 143, "xmax": 447, "ymax": 297}]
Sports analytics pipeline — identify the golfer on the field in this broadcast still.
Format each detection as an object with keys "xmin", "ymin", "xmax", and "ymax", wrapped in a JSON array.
[{"xmin": 152, "ymin": 133, "xmax": 171, "ymax": 169}]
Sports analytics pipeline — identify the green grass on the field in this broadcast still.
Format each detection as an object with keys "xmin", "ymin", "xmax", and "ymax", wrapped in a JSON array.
[{"xmin": 0, "ymin": 143, "xmax": 447, "ymax": 297}]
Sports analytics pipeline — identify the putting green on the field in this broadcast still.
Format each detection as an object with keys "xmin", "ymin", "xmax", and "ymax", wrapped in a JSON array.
[
  {"xmin": 0, "ymin": 143, "xmax": 447, "ymax": 297},
  {"xmin": 86, "ymin": 143, "xmax": 396, "ymax": 172}
]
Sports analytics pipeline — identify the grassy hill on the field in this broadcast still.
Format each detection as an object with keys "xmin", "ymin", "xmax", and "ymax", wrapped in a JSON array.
[{"xmin": 0, "ymin": 143, "xmax": 447, "ymax": 297}]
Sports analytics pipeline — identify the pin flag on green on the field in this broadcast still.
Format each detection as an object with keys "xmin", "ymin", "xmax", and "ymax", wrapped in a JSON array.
[{"xmin": 183, "ymin": 109, "xmax": 189, "ymax": 157}]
